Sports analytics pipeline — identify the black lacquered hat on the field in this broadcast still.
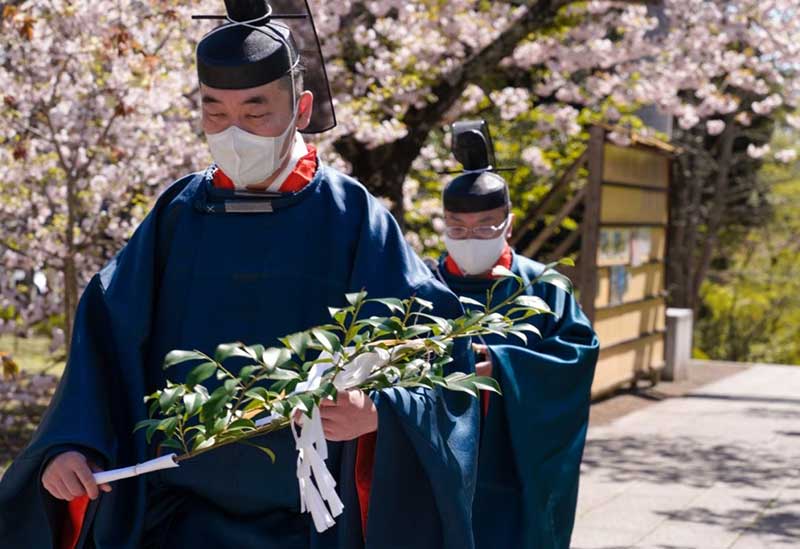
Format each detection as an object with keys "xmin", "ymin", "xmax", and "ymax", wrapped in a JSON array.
[
  {"xmin": 442, "ymin": 120, "xmax": 511, "ymax": 213},
  {"xmin": 194, "ymin": 0, "xmax": 336, "ymax": 134}
]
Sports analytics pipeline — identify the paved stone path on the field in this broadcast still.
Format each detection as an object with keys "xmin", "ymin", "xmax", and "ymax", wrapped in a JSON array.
[{"xmin": 573, "ymin": 364, "xmax": 800, "ymax": 549}]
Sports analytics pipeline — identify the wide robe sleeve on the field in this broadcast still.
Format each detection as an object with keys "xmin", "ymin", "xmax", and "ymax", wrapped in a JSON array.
[
  {"xmin": 340, "ymin": 185, "xmax": 479, "ymax": 549},
  {"xmin": 0, "ymin": 176, "xmax": 196, "ymax": 548},
  {"xmin": 485, "ymin": 282, "xmax": 598, "ymax": 549}
]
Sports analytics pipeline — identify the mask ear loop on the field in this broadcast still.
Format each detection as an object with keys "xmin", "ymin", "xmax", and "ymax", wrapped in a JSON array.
[
  {"xmin": 255, "ymin": 21, "xmax": 300, "ymax": 167},
  {"xmin": 257, "ymin": 21, "xmax": 300, "ymax": 125}
]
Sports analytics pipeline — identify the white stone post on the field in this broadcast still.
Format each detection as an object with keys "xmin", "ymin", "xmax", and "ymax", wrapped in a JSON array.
[{"xmin": 664, "ymin": 308, "xmax": 693, "ymax": 381}]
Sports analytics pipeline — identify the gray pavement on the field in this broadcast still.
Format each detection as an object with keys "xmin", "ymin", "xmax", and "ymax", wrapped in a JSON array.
[{"xmin": 572, "ymin": 364, "xmax": 800, "ymax": 549}]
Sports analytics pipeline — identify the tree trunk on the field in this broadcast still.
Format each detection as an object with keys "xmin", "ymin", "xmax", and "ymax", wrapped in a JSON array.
[
  {"xmin": 681, "ymin": 150, "xmax": 706, "ymax": 310},
  {"xmin": 62, "ymin": 255, "xmax": 77, "ymax": 354},
  {"xmin": 667, "ymin": 120, "xmax": 736, "ymax": 313},
  {"xmin": 63, "ymin": 171, "xmax": 78, "ymax": 355},
  {"xmin": 667, "ymin": 153, "xmax": 692, "ymax": 308},
  {"xmin": 334, "ymin": 138, "xmax": 417, "ymax": 225},
  {"xmin": 691, "ymin": 120, "xmax": 737, "ymax": 316}
]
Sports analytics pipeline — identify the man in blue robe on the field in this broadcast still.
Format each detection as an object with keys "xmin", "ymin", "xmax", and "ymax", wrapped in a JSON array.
[
  {"xmin": 429, "ymin": 120, "xmax": 599, "ymax": 549},
  {"xmin": 0, "ymin": 2, "xmax": 478, "ymax": 548}
]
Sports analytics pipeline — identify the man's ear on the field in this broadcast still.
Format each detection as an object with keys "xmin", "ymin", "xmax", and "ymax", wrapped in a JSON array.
[
  {"xmin": 296, "ymin": 91, "xmax": 314, "ymax": 131},
  {"xmin": 506, "ymin": 212, "xmax": 515, "ymax": 240}
]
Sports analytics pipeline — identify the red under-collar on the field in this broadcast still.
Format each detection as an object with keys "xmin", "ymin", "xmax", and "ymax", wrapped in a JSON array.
[
  {"xmin": 212, "ymin": 144, "xmax": 318, "ymax": 193},
  {"xmin": 444, "ymin": 244, "xmax": 513, "ymax": 278}
]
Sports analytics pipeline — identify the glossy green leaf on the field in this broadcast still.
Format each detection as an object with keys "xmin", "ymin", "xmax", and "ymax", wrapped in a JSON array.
[
  {"xmin": 157, "ymin": 416, "xmax": 179, "ymax": 438},
  {"xmin": 346, "ymin": 290, "xmax": 368, "ymax": 306},
  {"xmin": 238, "ymin": 365, "xmax": 259, "ymax": 381},
  {"xmin": 268, "ymin": 367, "xmax": 301, "ymax": 381},
  {"xmin": 320, "ymin": 381, "xmax": 338, "ymax": 400},
  {"xmin": 163, "ymin": 350, "xmax": 207, "ymax": 369},
  {"xmin": 367, "ymin": 297, "xmax": 406, "ymax": 315},
  {"xmin": 146, "ymin": 421, "xmax": 161, "ymax": 445},
  {"xmin": 185, "ymin": 361, "xmax": 218, "ymax": 386},
  {"xmin": 443, "ymin": 379, "xmax": 479, "ymax": 398},
  {"xmin": 183, "ymin": 392, "xmax": 205, "ymax": 417},
  {"xmin": 158, "ymin": 386, "xmax": 184, "ymax": 412},
  {"xmin": 148, "ymin": 399, "xmax": 160, "ymax": 418},
  {"xmin": 134, "ymin": 418, "xmax": 160, "ymax": 433},
  {"xmin": 281, "ymin": 331, "xmax": 312, "ymax": 360},
  {"xmin": 193, "ymin": 436, "xmax": 216, "ymax": 451},
  {"xmin": 312, "ymin": 328, "xmax": 341, "ymax": 354},
  {"xmin": 227, "ymin": 418, "xmax": 256, "ymax": 432},
  {"xmin": 240, "ymin": 441, "xmax": 276, "ymax": 463},
  {"xmin": 262, "ymin": 347, "xmax": 292, "ymax": 370},
  {"xmin": 329, "ymin": 307, "xmax": 349, "ymax": 325},
  {"xmin": 159, "ymin": 439, "xmax": 184, "ymax": 451},
  {"xmin": 243, "ymin": 398, "xmax": 268, "ymax": 414},
  {"xmin": 513, "ymin": 295, "xmax": 551, "ymax": 312},
  {"xmin": 458, "ymin": 295, "xmax": 486, "ymax": 309},
  {"xmin": 412, "ymin": 312, "xmax": 452, "ymax": 334},
  {"xmin": 244, "ymin": 344, "xmax": 265, "ymax": 362},
  {"xmin": 413, "ymin": 297, "xmax": 434, "ymax": 310},
  {"xmin": 244, "ymin": 386, "xmax": 271, "ymax": 403},
  {"xmin": 403, "ymin": 325, "xmax": 432, "ymax": 338},
  {"xmin": 214, "ymin": 342, "xmax": 251, "ymax": 363},
  {"xmin": 538, "ymin": 269, "xmax": 573, "ymax": 293},
  {"xmin": 269, "ymin": 377, "xmax": 298, "ymax": 395},
  {"xmin": 514, "ymin": 323, "xmax": 542, "ymax": 337},
  {"xmin": 471, "ymin": 375, "xmax": 502, "ymax": 394}
]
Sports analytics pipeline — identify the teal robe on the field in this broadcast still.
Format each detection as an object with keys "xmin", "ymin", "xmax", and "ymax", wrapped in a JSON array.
[{"xmin": 435, "ymin": 251, "xmax": 598, "ymax": 549}]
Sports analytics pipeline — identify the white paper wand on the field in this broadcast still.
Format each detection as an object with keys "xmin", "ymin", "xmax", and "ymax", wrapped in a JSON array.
[{"xmin": 92, "ymin": 453, "xmax": 180, "ymax": 485}]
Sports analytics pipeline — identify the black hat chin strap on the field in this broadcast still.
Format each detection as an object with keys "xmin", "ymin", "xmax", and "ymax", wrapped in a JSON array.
[{"xmin": 460, "ymin": 166, "xmax": 493, "ymax": 175}]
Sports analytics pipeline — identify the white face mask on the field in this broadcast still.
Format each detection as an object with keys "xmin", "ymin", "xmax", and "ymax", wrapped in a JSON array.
[
  {"xmin": 443, "ymin": 217, "xmax": 510, "ymax": 276},
  {"xmin": 444, "ymin": 234, "xmax": 507, "ymax": 276},
  {"xmin": 205, "ymin": 113, "xmax": 297, "ymax": 190}
]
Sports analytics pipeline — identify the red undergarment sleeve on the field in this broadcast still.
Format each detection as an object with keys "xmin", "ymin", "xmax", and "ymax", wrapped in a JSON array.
[
  {"xmin": 481, "ymin": 390, "xmax": 491, "ymax": 418},
  {"xmin": 355, "ymin": 431, "xmax": 378, "ymax": 539},
  {"xmin": 61, "ymin": 496, "xmax": 90, "ymax": 549}
]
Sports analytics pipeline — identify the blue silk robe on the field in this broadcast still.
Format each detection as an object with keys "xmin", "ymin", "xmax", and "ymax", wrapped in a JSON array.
[{"xmin": 0, "ymin": 165, "xmax": 479, "ymax": 549}]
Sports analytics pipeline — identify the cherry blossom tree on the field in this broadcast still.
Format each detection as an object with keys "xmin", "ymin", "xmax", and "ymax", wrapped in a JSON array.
[
  {"xmin": 2, "ymin": 0, "xmax": 799, "ymax": 348},
  {"xmin": 647, "ymin": 2, "xmax": 800, "ymax": 311},
  {"xmin": 0, "ymin": 1, "xmax": 208, "ymax": 346},
  {"xmin": 317, "ymin": 0, "xmax": 800, "ymax": 316}
]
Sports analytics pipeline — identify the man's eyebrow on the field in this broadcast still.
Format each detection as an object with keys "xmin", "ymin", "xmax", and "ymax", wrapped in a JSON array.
[
  {"xmin": 242, "ymin": 95, "xmax": 269, "ymax": 105},
  {"xmin": 478, "ymin": 215, "xmax": 501, "ymax": 224},
  {"xmin": 201, "ymin": 95, "xmax": 221, "ymax": 104}
]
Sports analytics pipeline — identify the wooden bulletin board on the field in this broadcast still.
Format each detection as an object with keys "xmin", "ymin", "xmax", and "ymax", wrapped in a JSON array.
[{"xmin": 579, "ymin": 127, "xmax": 673, "ymax": 397}]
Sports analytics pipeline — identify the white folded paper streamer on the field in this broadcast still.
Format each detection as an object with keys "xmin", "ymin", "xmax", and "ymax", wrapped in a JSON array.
[
  {"xmin": 91, "ymin": 348, "xmax": 390, "ymax": 534},
  {"xmin": 93, "ymin": 453, "xmax": 180, "ymax": 485},
  {"xmin": 256, "ymin": 349, "xmax": 389, "ymax": 532}
]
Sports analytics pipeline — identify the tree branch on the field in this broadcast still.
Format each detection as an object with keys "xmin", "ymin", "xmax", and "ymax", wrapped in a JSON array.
[{"xmin": 333, "ymin": 0, "xmax": 660, "ymax": 221}]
